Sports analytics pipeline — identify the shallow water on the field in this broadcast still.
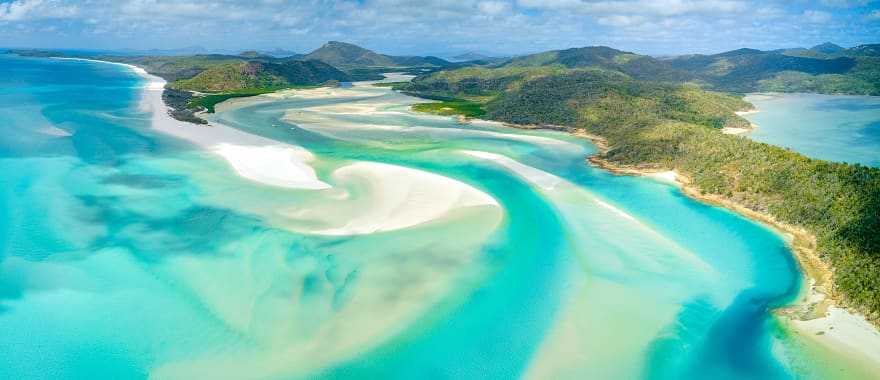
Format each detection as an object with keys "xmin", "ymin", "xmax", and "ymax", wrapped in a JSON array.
[
  {"xmin": 0, "ymin": 55, "xmax": 871, "ymax": 379},
  {"xmin": 741, "ymin": 93, "xmax": 880, "ymax": 167}
]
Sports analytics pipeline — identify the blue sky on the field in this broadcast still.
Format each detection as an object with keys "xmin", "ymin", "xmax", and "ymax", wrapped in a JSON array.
[{"xmin": 1, "ymin": 0, "xmax": 878, "ymax": 57}]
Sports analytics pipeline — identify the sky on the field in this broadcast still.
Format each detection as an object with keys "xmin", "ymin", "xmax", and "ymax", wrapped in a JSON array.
[{"xmin": 1, "ymin": 0, "xmax": 879, "ymax": 57}]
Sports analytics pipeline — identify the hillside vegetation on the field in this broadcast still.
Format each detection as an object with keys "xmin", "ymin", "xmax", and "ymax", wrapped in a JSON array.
[
  {"xmin": 168, "ymin": 60, "xmax": 349, "ymax": 92},
  {"xmin": 666, "ymin": 45, "xmax": 880, "ymax": 95},
  {"xmin": 304, "ymin": 41, "xmax": 451, "ymax": 69},
  {"xmin": 400, "ymin": 66, "xmax": 880, "ymax": 321},
  {"xmin": 488, "ymin": 44, "xmax": 880, "ymax": 95}
]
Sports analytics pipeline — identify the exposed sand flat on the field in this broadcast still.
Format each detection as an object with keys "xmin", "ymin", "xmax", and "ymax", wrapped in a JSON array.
[
  {"xmin": 285, "ymin": 107, "xmax": 581, "ymax": 151},
  {"xmin": 300, "ymin": 101, "xmax": 410, "ymax": 117},
  {"xmin": 266, "ymin": 85, "xmax": 381, "ymax": 100},
  {"xmin": 461, "ymin": 150, "xmax": 562, "ymax": 190},
  {"xmin": 462, "ymin": 149, "xmax": 703, "ymax": 278},
  {"xmin": 789, "ymin": 306, "xmax": 880, "ymax": 370},
  {"xmin": 122, "ymin": 64, "xmax": 330, "ymax": 190},
  {"xmin": 282, "ymin": 161, "xmax": 500, "ymax": 235},
  {"xmin": 212, "ymin": 144, "xmax": 330, "ymax": 190}
]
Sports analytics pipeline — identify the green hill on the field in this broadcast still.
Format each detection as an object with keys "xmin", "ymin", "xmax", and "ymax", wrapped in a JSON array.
[
  {"xmin": 490, "ymin": 44, "xmax": 880, "ymax": 95},
  {"xmin": 502, "ymin": 46, "xmax": 692, "ymax": 83},
  {"xmin": 667, "ymin": 47, "xmax": 880, "ymax": 95},
  {"xmin": 400, "ymin": 65, "xmax": 880, "ymax": 322},
  {"xmin": 303, "ymin": 41, "xmax": 451, "ymax": 69},
  {"xmin": 168, "ymin": 60, "xmax": 350, "ymax": 92}
]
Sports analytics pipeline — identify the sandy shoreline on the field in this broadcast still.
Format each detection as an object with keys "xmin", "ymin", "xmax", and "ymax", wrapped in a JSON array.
[
  {"xmin": 204, "ymin": 73, "xmax": 880, "ymax": 367},
  {"xmin": 85, "ymin": 60, "xmax": 501, "ymax": 236},
  {"xmin": 449, "ymin": 108, "xmax": 880, "ymax": 368},
  {"xmin": 68, "ymin": 56, "xmax": 880, "ymax": 368},
  {"xmin": 569, "ymin": 130, "xmax": 880, "ymax": 370},
  {"xmin": 79, "ymin": 58, "xmax": 334, "ymax": 191}
]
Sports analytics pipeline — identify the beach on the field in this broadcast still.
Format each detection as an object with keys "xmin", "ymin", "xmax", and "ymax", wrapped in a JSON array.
[
  {"xmin": 154, "ymin": 60, "xmax": 880, "ymax": 373},
  {"xmin": 577, "ymin": 128, "xmax": 880, "ymax": 373},
  {"xmin": 118, "ymin": 62, "xmax": 505, "ymax": 237}
]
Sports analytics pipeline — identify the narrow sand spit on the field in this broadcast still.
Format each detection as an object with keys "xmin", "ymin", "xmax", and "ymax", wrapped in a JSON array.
[
  {"xmin": 112, "ymin": 64, "xmax": 499, "ymax": 235},
  {"xmin": 460, "ymin": 150, "xmax": 644, "ymax": 223},
  {"xmin": 38, "ymin": 126, "xmax": 72, "ymax": 137},
  {"xmin": 461, "ymin": 150, "xmax": 562, "ymax": 190},
  {"xmin": 127, "ymin": 65, "xmax": 331, "ymax": 190}
]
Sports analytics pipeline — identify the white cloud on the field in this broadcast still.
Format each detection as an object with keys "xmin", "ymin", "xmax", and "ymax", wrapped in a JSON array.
[
  {"xmin": 0, "ymin": 0, "xmax": 78, "ymax": 21},
  {"xmin": 819, "ymin": 0, "xmax": 875, "ymax": 8},
  {"xmin": 478, "ymin": 1, "xmax": 510, "ymax": 15},
  {"xmin": 517, "ymin": 0, "xmax": 747, "ymax": 16},
  {"xmin": 0, "ymin": 0, "xmax": 876, "ymax": 57},
  {"xmin": 597, "ymin": 14, "xmax": 646, "ymax": 27},
  {"xmin": 802, "ymin": 10, "xmax": 832, "ymax": 23}
]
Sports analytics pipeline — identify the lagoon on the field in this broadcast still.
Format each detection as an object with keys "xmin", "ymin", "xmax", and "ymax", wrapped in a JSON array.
[
  {"xmin": 0, "ymin": 55, "xmax": 876, "ymax": 379},
  {"xmin": 741, "ymin": 93, "xmax": 880, "ymax": 167}
]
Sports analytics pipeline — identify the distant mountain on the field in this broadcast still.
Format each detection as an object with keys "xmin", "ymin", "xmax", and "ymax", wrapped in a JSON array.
[
  {"xmin": 449, "ymin": 51, "xmax": 502, "ymax": 62},
  {"xmin": 666, "ymin": 47, "xmax": 878, "ymax": 94},
  {"xmin": 263, "ymin": 48, "xmax": 301, "ymax": 58},
  {"xmin": 304, "ymin": 41, "xmax": 395, "ymax": 67},
  {"xmin": 811, "ymin": 42, "xmax": 845, "ymax": 54},
  {"xmin": 168, "ymin": 60, "xmax": 351, "ymax": 92},
  {"xmin": 128, "ymin": 46, "xmax": 213, "ymax": 56},
  {"xmin": 848, "ymin": 43, "xmax": 880, "ymax": 57},
  {"xmin": 303, "ymin": 41, "xmax": 451, "ymax": 68},
  {"xmin": 238, "ymin": 50, "xmax": 272, "ymax": 59},
  {"xmin": 502, "ymin": 46, "xmax": 692, "ymax": 82}
]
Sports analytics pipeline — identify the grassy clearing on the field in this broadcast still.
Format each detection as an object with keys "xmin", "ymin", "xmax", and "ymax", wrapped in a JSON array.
[{"xmin": 411, "ymin": 100, "xmax": 486, "ymax": 118}]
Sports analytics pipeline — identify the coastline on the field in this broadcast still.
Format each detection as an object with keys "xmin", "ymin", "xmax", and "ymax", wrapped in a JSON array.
[
  {"xmin": 63, "ymin": 57, "xmax": 333, "ymax": 191},
  {"xmin": 574, "ymin": 130, "xmax": 880, "ymax": 371},
  {"xmin": 452, "ymin": 113, "xmax": 880, "ymax": 370},
  {"xmin": 67, "ymin": 57, "xmax": 880, "ymax": 371},
  {"xmin": 112, "ymin": 61, "xmax": 502, "ymax": 237},
  {"xmin": 723, "ymin": 108, "xmax": 760, "ymax": 135}
]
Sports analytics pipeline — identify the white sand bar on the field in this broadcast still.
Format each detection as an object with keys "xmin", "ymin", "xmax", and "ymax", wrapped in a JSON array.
[
  {"xmin": 790, "ymin": 306, "xmax": 880, "ymax": 366},
  {"xmin": 461, "ymin": 150, "xmax": 562, "ymax": 190},
  {"xmin": 212, "ymin": 144, "xmax": 330, "ymax": 190},
  {"xmin": 123, "ymin": 63, "xmax": 330, "ymax": 190},
  {"xmin": 284, "ymin": 161, "xmax": 499, "ymax": 235}
]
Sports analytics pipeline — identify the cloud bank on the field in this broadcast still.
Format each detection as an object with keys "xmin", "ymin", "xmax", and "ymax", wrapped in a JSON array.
[{"xmin": 0, "ymin": 0, "xmax": 877, "ymax": 56}]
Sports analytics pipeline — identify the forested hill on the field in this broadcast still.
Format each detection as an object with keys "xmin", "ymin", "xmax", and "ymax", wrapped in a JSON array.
[
  {"xmin": 490, "ymin": 43, "xmax": 880, "ymax": 95},
  {"xmin": 303, "ymin": 41, "xmax": 452, "ymax": 69},
  {"xmin": 168, "ymin": 60, "xmax": 350, "ymax": 92},
  {"xmin": 399, "ymin": 65, "xmax": 880, "ymax": 323},
  {"xmin": 501, "ymin": 46, "xmax": 691, "ymax": 82},
  {"xmin": 666, "ymin": 45, "xmax": 880, "ymax": 95}
]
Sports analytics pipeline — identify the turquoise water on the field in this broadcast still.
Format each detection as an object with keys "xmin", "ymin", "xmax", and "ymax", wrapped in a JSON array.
[
  {"xmin": 741, "ymin": 93, "xmax": 880, "ymax": 167},
  {"xmin": 0, "ymin": 55, "xmax": 868, "ymax": 379}
]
